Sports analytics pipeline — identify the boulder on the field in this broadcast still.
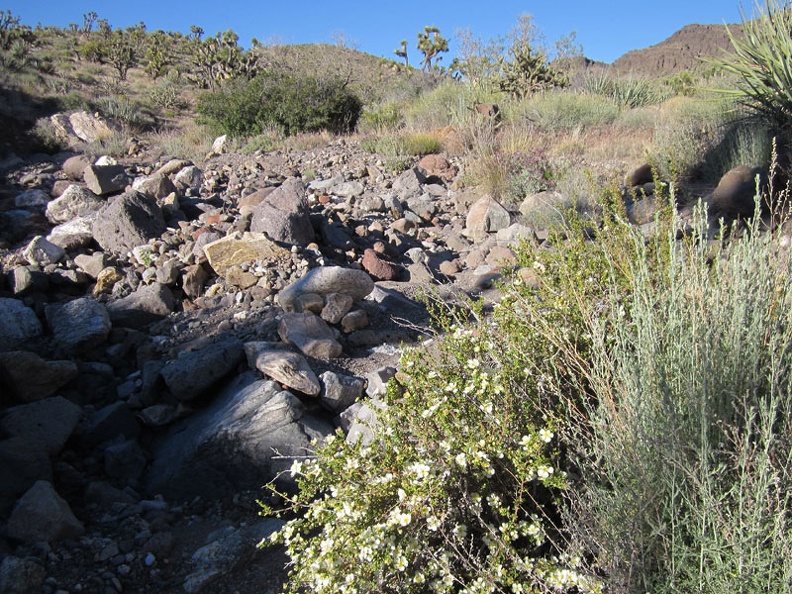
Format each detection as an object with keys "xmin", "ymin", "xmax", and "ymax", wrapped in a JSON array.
[
  {"xmin": 250, "ymin": 177, "xmax": 315, "ymax": 246},
  {"xmin": 62, "ymin": 154, "xmax": 90, "ymax": 181},
  {"xmin": 45, "ymin": 297, "xmax": 111, "ymax": 356},
  {"xmin": 45, "ymin": 184, "xmax": 103, "ymax": 224},
  {"xmin": 362, "ymin": 248, "xmax": 402, "ymax": 281},
  {"xmin": 466, "ymin": 195, "xmax": 511, "ymax": 240},
  {"xmin": 418, "ymin": 154, "xmax": 458, "ymax": 181},
  {"xmin": 106, "ymin": 282, "xmax": 175, "ymax": 329},
  {"xmin": 47, "ymin": 214, "xmax": 96, "ymax": 250},
  {"xmin": 0, "ymin": 556, "xmax": 46, "ymax": 594},
  {"xmin": 14, "ymin": 188, "xmax": 50, "ymax": 209},
  {"xmin": 0, "ymin": 351, "xmax": 78, "ymax": 403},
  {"xmin": 278, "ymin": 266, "xmax": 374, "ymax": 312},
  {"xmin": 68, "ymin": 111, "xmax": 114, "ymax": 142},
  {"xmin": 244, "ymin": 342, "xmax": 321, "ymax": 395},
  {"xmin": 23, "ymin": 235, "xmax": 65, "ymax": 266},
  {"xmin": 320, "ymin": 292, "xmax": 354, "ymax": 324},
  {"xmin": 203, "ymin": 232, "xmax": 290, "ymax": 277},
  {"xmin": 392, "ymin": 167, "xmax": 427, "ymax": 200},
  {"xmin": 0, "ymin": 438, "xmax": 53, "ymax": 515},
  {"xmin": 707, "ymin": 165, "xmax": 765, "ymax": 218},
  {"xmin": 82, "ymin": 401, "xmax": 140, "ymax": 448},
  {"xmin": 132, "ymin": 173, "xmax": 178, "ymax": 200},
  {"xmin": 628, "ymin": 163, "xmax": 654, "ymax": 187},
  {"xmin": 319, "ymin": 371, "xmax": 365, "ymax": 413},
  {"xmin": 146, "ymin": 372, "xmax": 332, "ymax": 500},
  {"xmin": 278, "ymin": 312, "xmax": 343, "ymax": 359},
  {"xmin": 92, "ymin": 190, "xmax": 166, "ymax": 255},
  {"xmin": 174, "ymin": 165, "xmax": 203, "ymax": 192},
  {"xmin": 83, "ymin": 163, "xmax": 129, "ymax": 196},
  {"xmin": 7, "ymin": 480, "xmax": 84, "ymax": 544},
  {"xmin": 0, "ymin": 396, "xmax": 82, "ymax": 455},
  {"xmin": 0, "ymin": 297, "xmax": 43, "ymax": 352},
  {"xmin": 160, "ymin": 335, "xmax": 244, "ymax": 401}
]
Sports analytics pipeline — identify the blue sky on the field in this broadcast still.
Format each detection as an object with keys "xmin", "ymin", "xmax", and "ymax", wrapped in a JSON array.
[{"xmin": 5, "ymin": 1, "xmax": 746, "ymax": 65}]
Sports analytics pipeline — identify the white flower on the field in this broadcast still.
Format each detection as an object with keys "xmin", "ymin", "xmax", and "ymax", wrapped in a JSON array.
[
  {"xmin": 539, "ymin": 428, "xmax": 554, "ymax": 443},
  {"xmin": 519, "ymin": 435, "xmax": 532, "ymax": 448},
  {"xmin": 536, "ymin": 465, "xmax": 554, "ymax": 479},
  {"xmin": 409, "ymin": 462, "xmax": 431, "ymax": 481},
  {"xmin": 453, "ymin": 523, "xmax": 468, "ymax": 539},
  {"xmin": 414, "ymin": 572, "xmax": 426, "ymax": 584},
  {"xmin": 289, "ymin": 460, "xmax": 303, "ymax": 477},
  {"xmin": 389, "ymin": 509, "xmax": 412, "ymax": 527},
  {"xmin": 466, "ymin": 358, "xmax": 480, "ymax": 369},
  {"xmin": 426, "ymin": 515, "xmax": 441, "ymax": 531},
  {"xmin": 455, "ymin": 452, "xmax": 467, "ymax": 468},
  {"xmin": 396, "ymin": 555, "xmax": 409, "ymax": 572}
]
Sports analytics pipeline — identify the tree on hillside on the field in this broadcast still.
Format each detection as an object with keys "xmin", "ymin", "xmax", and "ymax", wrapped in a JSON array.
[
  {"xmin": 417, "ymin": 26, "xmax": 448, "ymax": 71},
  {"xmin": 394, "ymin": 39, "xmax": 408, "ymax": 67}
]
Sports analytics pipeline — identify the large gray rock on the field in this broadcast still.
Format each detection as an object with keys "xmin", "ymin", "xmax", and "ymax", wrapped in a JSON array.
[
  {"xmin": 46, "ymin": 297, "xmax": 111, "ymax": 356},
  {"xmin": 0, "ymin": 351, "xmax": 78, "ymax": 402},
  {"xmin": 147, "ymin": 372, "xmax": 332, "ymax": 500},
  {"xmin": 106, "ymin": 282, "xmax": 175, "ymax": 329},
  {"xmin": 45, "ymin": 185, "xmax": 103, "ymax": 224},
  {"xmin": 160, "ymin": 336, "xmax": 244, "ymax": 401},
  {"xmin": 83, "ymin": 163, "xmax": 129, "ymax": 196},
  {"xmin": 62, "ymin": 154, "xmax": 90, "ymax": 180},
  {"xmin": 0, "ymin": 437, "xmax": 53, "ymax": 514},
  {"xmin": 7, "ymin": 480, "xmax": 84, "ymax": 544},
  {"xmin": 250, "ymin": 177, "xmax": 315, "ymax": 246},
  {"xmin": 278, "ymin": 312, "xmax": 343, "ymax": 359},
  {"xmin": 68, "ymin": 111, "xmax": 114, "ymax": 142},
  {"xmin": 0, "ymin": 298, "xmax": 43, "ymax": 352},
  {"xmin": 244, "ymin": 342, "xmax": 321, "ymax": 395},
  {"xmin": 92, "ymin": 190, "xmax": 166, "ymax": 255},
  {"xmin": 0, "ymin": 396, "xmax": 82, "ymax": 455},
  {"xmin": 319, "ymin": 371, "xmax": 365, "ymax": 413},
  {"xmin": 278, "ymin": 266, "xmax": 374, "ymax": 312}
]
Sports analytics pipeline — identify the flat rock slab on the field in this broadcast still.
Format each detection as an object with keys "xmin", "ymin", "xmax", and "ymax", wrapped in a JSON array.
[
  {"xmin": 146, "ymin": 372, "xmax": 331, "ymax": 501},
  {"xmin": 203, "ymin": 232, "xmax": 290, "ymax": 277},
  {"xmin": 106, "ymin": 282, "xmax": 175, "ymax": 329}
]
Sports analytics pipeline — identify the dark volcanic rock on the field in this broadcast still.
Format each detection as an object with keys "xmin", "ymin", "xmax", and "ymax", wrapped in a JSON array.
[{"xmin": 92, "ymin": 190, "xmax": 166, "ymax": 255}]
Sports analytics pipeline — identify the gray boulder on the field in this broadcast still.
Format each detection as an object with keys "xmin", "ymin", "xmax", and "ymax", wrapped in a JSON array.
[
  {"xmin": 62, "ymin": 154, "xmax": 90, "ymax": 180},
  {"xmin": 132, "ymin": 173, "xmax": 178, "ymax": 200},
  {"xmin": 92, "ymin": 190, "xmax": 166, "ymax": 255},
  {"xmin": 278, "ymin": 266, "xmax": 374, "ymax": 312},
  {"xmin": 244, "ymin": 342, "xmax": 321, "ymax": 395},
  {"xmin": 706, "ymin": 165, "xmax": 764, "ymax": 218},
  {"xmin": 83, "ymin": 163, "xmax": 129, "ymax": 196},
  {"xmin": 278, "ymin": 312, "xmax": 343, "ymax": 359},
  {"xmin": 106, "ymin": 282, "xmax": 175, "ymax": 329},
  {"xmin": 160, "ymin": 336, "xmax": 244, "ymax": 401},
  {"xmin": 250, "ymin": 177, "xmax": 315, "ymax": 246},
  {"xmin": 23, "ymin": 235, "xmax": 65, "ymax": 266},
  {"xmin": 46, "ymin": 297, "xmax": 111, "ymax": 356},
  {"xmin": 0, "ymin": 298, "xmax": 43, "ymax": 351},
  {"xmin": 7, "ymin": 480, "xmax": 84, "ymax": 544},
  {"xmin": 0, "ymin": 396, "xmax": 81, "ymax": 456},
  {"xmin": 47, "ymin": 214, "xmax": 96, "ymax": 250},
  {"xmin": 0, "ymin": 351, "xmax": 78, "ymax": 402},
  {"xmin": 45, "ymin": 184, "xmax": 103, "ymax": 224},
  {"xmin": 319, "ymin": 371, "xmax": 365, "ymax": 413},
  {"xmin": 466, "ymin": 195, "xmax": 511, "ymax": 240},
  {"xmin": 146, "ymin": 372, "xmax": 332, "ymax": 500}
]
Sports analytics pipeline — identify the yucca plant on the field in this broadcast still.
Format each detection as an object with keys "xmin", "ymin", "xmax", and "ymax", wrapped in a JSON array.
[{"xmin": 715, "ymin": 0, "xmax": 792, "ymax": 131}]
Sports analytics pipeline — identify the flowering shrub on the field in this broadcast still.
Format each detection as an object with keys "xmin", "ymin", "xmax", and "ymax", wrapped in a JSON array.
[{"xmin": 261, "ymin": 319, "xmax": 600, "ymax": 593}]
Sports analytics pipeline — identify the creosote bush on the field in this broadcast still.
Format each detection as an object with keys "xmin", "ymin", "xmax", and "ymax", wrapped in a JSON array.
[{"xmin": 197, "ymin": 71, "xmax": 362, "ymax": 137}]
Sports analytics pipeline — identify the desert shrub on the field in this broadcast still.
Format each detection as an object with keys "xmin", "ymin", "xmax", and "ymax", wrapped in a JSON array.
[
  {"xmin": 582, "ymin": 71, "xmax": 668, "ymax": 108},
  {"xmin": 197, "ymin": 71, "xmax": 362, "ymax": 137},
  {"xmin": 262, "ymin": 303, "xmax": 599, "ymax": 594},
  {"xmin": 521, "ymin": 90, "xmax": 620, "ymax": 132},
  {"xmin": 715, "ymin": 0, "xmax": 792, "ymax": 131},
  {"xmin": 148, "ymin": 123, "xmax": 215, "ymax": 163},
  {"xmin": 462, "ymin": 146, "xmax": 556, "ymax": 203},
  {"xmin": 404, "ymin": 79, "xmax": 485, "ymax": 131},
  {"xmin": 360, "ymin": 131, "xmax": 443, "ymax": 157},
  {"xmin": 94, "ymin": 95, "xmax": 155, "ymax": 131},
  {"xmin": 29, "ymin": 117, "xmax": 65, "ymax": 153},
  {"xmin": 148, "ymin": 82, "xmax": 188, "ymax": 113},
  {"xmin": 562, "ymin": 200, "xmax": 792, "ymax": 592},
  {"xmin": 358, "ymin": 100, "xmax": 404, "ymax": 134}
]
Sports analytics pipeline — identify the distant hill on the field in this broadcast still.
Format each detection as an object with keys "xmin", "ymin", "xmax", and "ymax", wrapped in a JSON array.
[{"xmin": 611, "ymin": 23, "xmax": 743, "ymax": 76}]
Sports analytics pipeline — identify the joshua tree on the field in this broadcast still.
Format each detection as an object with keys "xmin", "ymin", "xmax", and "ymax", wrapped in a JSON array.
[
  {"xmin": 394, "ymin": 39, "xmax": 408, "ymax": 67},
  {"xmin": 417, "ymin": 26, "xmax": 448, "ymax": 72}
]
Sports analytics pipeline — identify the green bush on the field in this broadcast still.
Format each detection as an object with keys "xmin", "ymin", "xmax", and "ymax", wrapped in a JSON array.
[
  {"xmin": 196, "ymin": 71, "xmax": 362, "ymax": 137},
  {"xmin": 582, "ymin": 72, "xmax": 668, "ymax": 108}
]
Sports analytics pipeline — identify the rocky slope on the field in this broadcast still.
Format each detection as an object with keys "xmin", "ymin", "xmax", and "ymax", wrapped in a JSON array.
[
  {"xmin": 0, "ymin": 113, "xmax": 545, "ymax": 593},
  {"xmin": 612, "ymin": 23, "xmax": 742, "ymax": 75}
]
